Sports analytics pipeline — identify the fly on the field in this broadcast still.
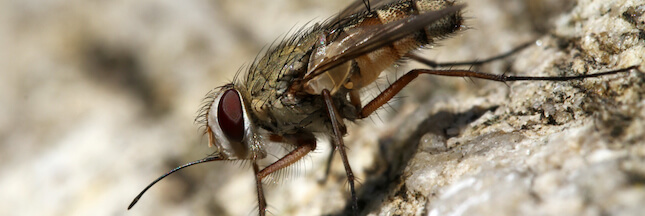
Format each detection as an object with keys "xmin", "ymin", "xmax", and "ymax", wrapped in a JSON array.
[{"xmin": 127, "ymin": 0, "xmax": 640, "ymax": 215}]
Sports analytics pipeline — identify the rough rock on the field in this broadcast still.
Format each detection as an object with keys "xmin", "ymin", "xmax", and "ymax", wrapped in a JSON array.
[{"xmin": 0, "ymin": 0, "xmax": 643, "ymax": 216}]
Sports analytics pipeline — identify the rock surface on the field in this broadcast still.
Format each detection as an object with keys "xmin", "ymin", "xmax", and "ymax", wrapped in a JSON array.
[{"xmin": 0, "ymin": 0, "xmax": 643, "ymax": 216}]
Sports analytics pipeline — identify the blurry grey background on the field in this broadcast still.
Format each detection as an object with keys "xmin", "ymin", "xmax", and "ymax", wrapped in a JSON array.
[{"xmin": 1, "ymin": 0, "xmax": 643, "ymax": 216}]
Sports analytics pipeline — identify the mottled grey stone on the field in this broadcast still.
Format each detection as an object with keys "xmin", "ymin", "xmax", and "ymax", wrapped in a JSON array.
[{"xmin": 1, "ymin": 0, "xmax": 643, "ymax": 216}]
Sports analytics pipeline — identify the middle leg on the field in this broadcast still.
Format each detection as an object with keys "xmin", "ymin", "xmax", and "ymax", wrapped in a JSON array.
[{"xmin": 322, "ymin": 89, "xmax": 358, "ymax": 214}]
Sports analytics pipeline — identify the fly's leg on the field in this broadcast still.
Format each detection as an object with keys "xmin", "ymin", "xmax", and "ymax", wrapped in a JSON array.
[
  {"xmin": 319, "ymin": 89, "xmax": 362, "ymax": 184},
  {"xmin": 254, "ymin": 134, "xmax": 317, "ymax": 216},
  {"xmin": 319, "ymin": 143, "xmax": 335, "ymax": 184},
  {"xmin": 322, "ymin": 89, "xmax": 358, "ymax": 214},
  {"xmin": 362, "ymin": 0, "xmax": 371, "ymax": 12},
  {"xmin": 349, "ymin": 90, "xmax": 362, "ymax": 111},
  {"xmin": 406, "ymin": 41, "xmax": 533, "ymax": 68},
  {"xmin": 252, "ymin": 162, "xmax": 268, "ymax": 216},
  {"xmin": 359, "ymin": 66, "xmax": 639, "ymax": 118},
  {"xmin": 257, "ymin": 134, "xmax": 317, "ymax": 179}
]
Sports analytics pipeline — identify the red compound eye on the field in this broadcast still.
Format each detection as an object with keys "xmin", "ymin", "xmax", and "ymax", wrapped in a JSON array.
[{"xmin": 217, "ymin": 89, "xmax": 244, "ymax": 143}]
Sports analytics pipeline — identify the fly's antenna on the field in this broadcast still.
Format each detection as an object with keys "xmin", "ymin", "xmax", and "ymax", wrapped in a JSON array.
[{"xmin": 127, "ymin": 156, "xmax": 224, "ymax": 210}]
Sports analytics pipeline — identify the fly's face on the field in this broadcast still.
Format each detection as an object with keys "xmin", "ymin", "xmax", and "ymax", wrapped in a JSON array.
[{"xmin": 202, "ymin": 85, "xmax": 264, "ymax": 160}]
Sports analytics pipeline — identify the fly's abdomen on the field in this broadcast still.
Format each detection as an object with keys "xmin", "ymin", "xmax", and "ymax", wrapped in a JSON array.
[
  {"xmin": 349, "ymin": 0, "xmax": 463, "ymax": 89},
  {"xmin": 376, "ymin": 0, "xmax": 463, "ymax": 45}
]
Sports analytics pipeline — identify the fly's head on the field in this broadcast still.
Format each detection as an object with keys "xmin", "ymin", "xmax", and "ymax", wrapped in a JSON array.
[{"xmin": 198, "ymin": 84, "xmax": 264, "ymax": 160}]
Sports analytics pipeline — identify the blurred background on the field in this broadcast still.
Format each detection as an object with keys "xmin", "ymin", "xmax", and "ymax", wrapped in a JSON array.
[{"xmin": 4, "ymin": 0, "xmax": 640, "ymax": 216}]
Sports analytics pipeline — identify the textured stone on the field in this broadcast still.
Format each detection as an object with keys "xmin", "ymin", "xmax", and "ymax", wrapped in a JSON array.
[{"xmin": 1, "ymin": 0, "xmax": 643, "ymax": 216}]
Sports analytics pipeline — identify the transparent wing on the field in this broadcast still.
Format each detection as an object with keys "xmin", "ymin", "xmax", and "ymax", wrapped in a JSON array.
[
  {"xmin": 304, "ymin": 4, "xmax": 465, "ymax": 82},
  {"xmin": 335, "ymin": 0, "xmax": 394, "ymax": 21}
]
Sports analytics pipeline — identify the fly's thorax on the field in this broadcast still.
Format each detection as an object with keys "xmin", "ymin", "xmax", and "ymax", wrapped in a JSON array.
[
  {"xmin": 204, "ymin": 84, "xmax": 265, "ymax": 160},
  {"xmin": 245, "ymin": 27, "xmax": 324, "ymax": 106},
  {"xmin": 251, "ymin": 92, "xmax": 339, "ymax": 135},
  {"xmin": 241, "ymin": 27, "xmax": 340, "ymax": 135}
]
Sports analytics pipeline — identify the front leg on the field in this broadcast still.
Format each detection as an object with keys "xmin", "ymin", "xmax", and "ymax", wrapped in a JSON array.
[
  {"xmin": 254, "ymin": 134, "xmax": 317, "ymax": 216},
  {"xmin": 252, "ymin": 162, "xmax": 268, "ymax": 216}
]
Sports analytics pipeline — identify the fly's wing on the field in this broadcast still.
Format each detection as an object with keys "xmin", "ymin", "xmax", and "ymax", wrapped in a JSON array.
[
  {"xmin": 335, "ymin": 0, "xmax": 394, "ymax": 21},
  {"xmin": 304, "ymin": 4, "xmax": 465, "ymax": 83}
]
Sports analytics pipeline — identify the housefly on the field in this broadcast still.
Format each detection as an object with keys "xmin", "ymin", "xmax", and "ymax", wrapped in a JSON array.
[{"xmin": 128, "ymin": 0, "xmax": 639, "ymax": 215}]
